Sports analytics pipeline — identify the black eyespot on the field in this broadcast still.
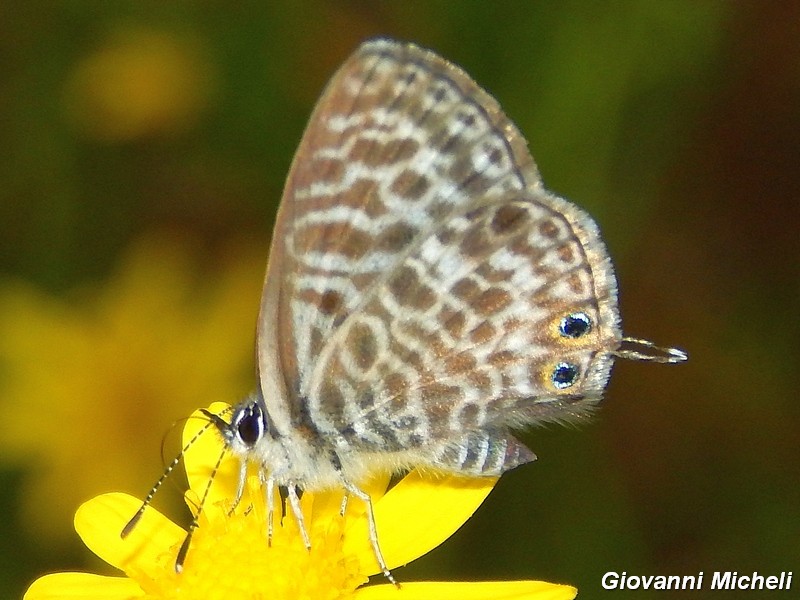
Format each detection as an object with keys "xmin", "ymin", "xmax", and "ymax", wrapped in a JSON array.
[
  {"xmin": 236, "ymin": 403, "xmax": 265, "ymax": 446},
  {"xmin": 559, "ymin": 312, "xmax": 591, "ymax": 338},
  {"xmin": 552, "ymin": 362, "xmax": 579, "ymax": 389}
]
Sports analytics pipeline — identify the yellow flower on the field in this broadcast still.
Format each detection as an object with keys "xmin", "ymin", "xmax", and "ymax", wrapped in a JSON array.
[
  {"xmin": 24, "ymin": 403, "xmax": 577, "ymax": 600},
  {"xmin": 62, "ymin": 26, "xmax": 216, "ymax": 142},
  {"xmin": 0, "ymin": 234, "xmax": 263, "ymax": 544}
]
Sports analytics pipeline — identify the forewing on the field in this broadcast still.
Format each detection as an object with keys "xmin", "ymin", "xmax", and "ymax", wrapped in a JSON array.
[{"xmin": 258, "ymin": 39, "xmax": 543, "ymax": 424}]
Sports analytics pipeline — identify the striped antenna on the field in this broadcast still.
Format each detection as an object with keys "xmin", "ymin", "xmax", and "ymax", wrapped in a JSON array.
[{"xmin": 121, "ymin": 407, "xmax": 233, "ymax": 542}]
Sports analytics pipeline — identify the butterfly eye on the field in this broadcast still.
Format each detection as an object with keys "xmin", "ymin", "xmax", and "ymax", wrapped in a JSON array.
[
  {"xmin": 559, "ymin": 312, "xmax": 591, "ymax": 338},
  {"xmin": 552, "ymin": 362, "xmax": 580, "ymax": 389},
  {"xmin": 235, "ymin": 403, "xmax": 266, "ymax": 446}
]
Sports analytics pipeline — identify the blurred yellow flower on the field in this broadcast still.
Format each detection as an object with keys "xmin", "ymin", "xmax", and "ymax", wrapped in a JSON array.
[
  {"xmin": 24, "ymin": 403, "xmax": 577, "ymax": 600},
  {"xmin": 0, "ymin": 233, "xmax": 263, "ymax": 545},
  {"xmin": 62, "ymin": 26, "xmax": 216, "ymax": 141}
]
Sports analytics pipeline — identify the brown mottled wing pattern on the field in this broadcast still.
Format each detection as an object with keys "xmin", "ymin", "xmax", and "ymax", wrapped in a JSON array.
[
  {"xmin": 308, "ymin": 190, "xmax": 621, "ymax": 473},
  {"xmin": 258, "ymin": 39, "xmax": 621, "ymax": 475},
  {"xmin": 261, "ymin": 41, "xmax": 539, "ymax": 412}
]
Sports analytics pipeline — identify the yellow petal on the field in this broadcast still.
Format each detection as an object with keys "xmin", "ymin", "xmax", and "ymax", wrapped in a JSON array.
[
  {"xmin": 344, "ymin": 470, "xmax": 497, "ymax": 573},
  {"xmin": 355, "ymin": 581, "xmax": 577, "ymax": 600},
  {"xmin": 182, "ymin": 402, "xmax": 242, "ymax": 509},
  {"xmin": 312, "ymin": 472, "xmax": 393, "ymax": 523},
  {"xmin": 24, "ymin": 572, "xmax": 144, "ymax": 599},
  {"xmin": 75, "ymin": 492, "xmax": 184, "ymax": 577}
]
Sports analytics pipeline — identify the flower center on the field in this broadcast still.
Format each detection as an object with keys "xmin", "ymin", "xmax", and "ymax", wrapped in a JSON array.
[{"xmin": 142, "ymin": 485, "xmax": 369, "ymax": 600}]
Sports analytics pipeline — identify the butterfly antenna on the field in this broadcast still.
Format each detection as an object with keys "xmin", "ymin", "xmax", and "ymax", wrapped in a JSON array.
[
  {"xmin": 175, "ymin": 442, "xmax": 229, "ymax": 573},
  {"xmin": 121, "ymin": 407, "xmax": 233, "ymax": 539},
  {"xmin": 615, "ymin": 337, "xmax": 688, "ymax": 364}
]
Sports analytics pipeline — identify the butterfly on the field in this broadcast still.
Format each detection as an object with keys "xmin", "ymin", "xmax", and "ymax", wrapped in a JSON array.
[{"xmin": 125, "ymin": 38, "xmax": 686, "ymax": 582}]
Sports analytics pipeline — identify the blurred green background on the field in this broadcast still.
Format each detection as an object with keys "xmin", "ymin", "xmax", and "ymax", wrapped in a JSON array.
[{"xmin": 1, "ymin": 2, "xmax": 798, "ymax": 598}]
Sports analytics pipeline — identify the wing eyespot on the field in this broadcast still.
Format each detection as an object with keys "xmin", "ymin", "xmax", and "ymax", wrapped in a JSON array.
[
  {"xmin": 559, "ymin": 312, "xmax": 592, "ymax": 338},
  {"xmin": 551, "ymin": 362, "xmax": 580, "ymax": 389}
]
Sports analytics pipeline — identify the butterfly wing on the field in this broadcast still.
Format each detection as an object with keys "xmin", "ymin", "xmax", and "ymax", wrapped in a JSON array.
[
  {"xmin": 257, "ymin": 39, "xmax": 543, "ymax": 435},
  {"xmin": 258, "ymin": 40, "xmax": 621, "ymax": 477},
  {"xmin": 307, "ymin": 189, "xmax": 621, "ymax": 474}
]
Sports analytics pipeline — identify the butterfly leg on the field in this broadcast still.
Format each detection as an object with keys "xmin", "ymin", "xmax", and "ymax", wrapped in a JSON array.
[
  {"xmin": 286, "ymin": 481, "xmax": 312, "ymax": 550},
  {"xmin": 265, "ymin": 474, "xmax": 275, "ymax": 547},
  {"xmin": 341, "ymin": 479, "xmax": 396, "ymax": 585},
  {"xmin": 228, "ymin": 459, "xmax": 248, "ymax": 516},
  {"xmin": 339, "ymin": 493, "xmax": 349, "ymax": 516}
]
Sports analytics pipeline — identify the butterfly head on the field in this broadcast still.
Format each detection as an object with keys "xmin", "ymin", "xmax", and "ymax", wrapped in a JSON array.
[
  {"xmin": 200, "ymin": 393, "xmax": 283, "ymax": 467},
  {"xmin": 223, "ymin": 399, "xmax": 268, "ymax": 451},
  {"xmin": 203, "ymin": 393, "xmax": 328, "ymax": 487},
  {"xmin": 207, "ymin": 398, "xmax": 280, "ymax": 470}
]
